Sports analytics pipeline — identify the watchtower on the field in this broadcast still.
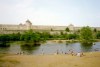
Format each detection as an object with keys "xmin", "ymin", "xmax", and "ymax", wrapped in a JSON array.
[{"xmin": 25, "ymin": 19, "xmax": 32, "ymax": 30}]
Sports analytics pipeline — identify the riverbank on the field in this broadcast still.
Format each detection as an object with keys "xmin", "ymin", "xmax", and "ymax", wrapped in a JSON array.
[
  {"xmin": 50, "ymin": 39, "xmax": 100, "ymax": 43},
  {"xmin": 0, "ymin": 52, "xmax": 100, "ymax": 67}
]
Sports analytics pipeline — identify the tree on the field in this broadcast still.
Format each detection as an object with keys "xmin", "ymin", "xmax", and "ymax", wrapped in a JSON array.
[
  {"xmin": 60, "ymin": 31, "xmax": 64, "ymax": 35},
  {"xmin": 65, "ymin": 27, "xmax": 70, "ymax": 32},
  {"xmin": 80, "ymin": 26, "xmax": 93, "ymax": 44},
  {"xmin": 93, "ymin": 28, "xmax": 97, "ymax": 32},
  {"xmin": 96, "ymin": 31, "xmax": 100, "ymax": 39},
  {"xmin": 65, "ymin": 33, "xmax": 79, "ymax": 40},
  {"xmin": 23, "ymin": 29, "xmax": 33, "ymax": 42},
  {"xmin": 20, "ymin": 30, "xmax": 41, "ymax": 46},
  {"xmin": 40, "ymin": 32, "xmax": 50, "ymax": 40},
  {"xmin": 51, "ymin": 28, "xmax": 53, "ymax": 31}
]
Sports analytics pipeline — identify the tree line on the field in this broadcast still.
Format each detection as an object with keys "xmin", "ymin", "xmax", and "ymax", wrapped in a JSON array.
[{"xmin": 0, "ymin": 26, "xmax": 100, "ymax": 43}]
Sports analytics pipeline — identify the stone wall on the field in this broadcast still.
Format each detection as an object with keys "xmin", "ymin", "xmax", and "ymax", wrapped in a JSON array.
[{"xmin": 0, "ymin": 20, "xmax": 100, "ymax": 34}]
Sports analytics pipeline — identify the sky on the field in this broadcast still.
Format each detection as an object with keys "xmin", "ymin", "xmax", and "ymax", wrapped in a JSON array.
[{"xmin": 0, "ymin": 0, "xmax": 100, "ymax": 27}]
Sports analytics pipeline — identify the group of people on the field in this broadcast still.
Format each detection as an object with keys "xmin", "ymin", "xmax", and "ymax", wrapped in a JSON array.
[
  {"xmin": 16, "ymin": 51, "xmax": 24, "ymax": 55},
  {"xmin": 68, "ymin": 49, "xmax": 84, "ymax": 57},
  {"xmin": 41, "ymin": 49, "xmax": 85, "ymax": 57}
]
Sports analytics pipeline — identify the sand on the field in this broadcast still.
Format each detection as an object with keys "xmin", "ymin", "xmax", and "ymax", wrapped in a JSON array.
[{"xmin": 0, "ymin": 52, "xmax": 100, "ymax": 67}]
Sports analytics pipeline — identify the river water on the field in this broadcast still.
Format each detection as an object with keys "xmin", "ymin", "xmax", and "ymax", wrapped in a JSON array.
[{"xmin": 0, "ymin": 41, "xmax": 100, "ymax": 55}]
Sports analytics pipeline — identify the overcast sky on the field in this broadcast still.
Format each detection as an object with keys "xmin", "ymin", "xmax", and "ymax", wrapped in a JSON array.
[{"xmin": 0, "ymin": 0, "xmax": 100, "ymax": 27}]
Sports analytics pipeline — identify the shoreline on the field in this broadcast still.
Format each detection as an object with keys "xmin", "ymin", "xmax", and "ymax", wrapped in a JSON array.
[{"xmin": 47, "ymin": 39, "xmax": 100, "ymax": 43}]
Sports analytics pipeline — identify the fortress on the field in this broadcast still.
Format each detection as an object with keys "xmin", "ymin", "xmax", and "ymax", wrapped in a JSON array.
[{"xmin": 0, "ymin": 20, "xmax": 100, "ymax": 34}]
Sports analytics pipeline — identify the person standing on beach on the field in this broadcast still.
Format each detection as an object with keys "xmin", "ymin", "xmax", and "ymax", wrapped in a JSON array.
[
  {"xmin": 41, "ymin": 49, "xmax": 44, "ymax": 55},
  {"xmin": 77, "ymin": 52, "xmax": 81, "ymax": 57}
]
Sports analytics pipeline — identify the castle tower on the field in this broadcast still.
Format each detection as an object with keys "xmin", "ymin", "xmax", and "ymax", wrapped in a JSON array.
[{"xmin": 25, "ymin": 19, "xmax": 32, "ymax": 30}]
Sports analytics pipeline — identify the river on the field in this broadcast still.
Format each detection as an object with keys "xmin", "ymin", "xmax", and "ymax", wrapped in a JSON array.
[{"xmin": 0, "ymin": 41, "xmax": 100, "ymax": 55}]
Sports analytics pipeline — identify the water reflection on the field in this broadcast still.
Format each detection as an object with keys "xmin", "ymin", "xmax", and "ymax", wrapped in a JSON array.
[
  {"xmin": 20, "ymin": 44, "xmax": 39, "ymax": 55},
  {"xmin": 0, "ymin": 41, "xmax": 100, "ymax": 55},
  {"xmin": 80, "ymin": 43, "xmax": 93, "ymax": 52},
  {"xmin": 0, "ymin": 47, "xmax": 10, "ymax": 53},
  {"xmin": 0, "ymin": 41, "xmax": 10, "ymax": 53},
  {"xmin": 0, "ymin": 41, "xmax": 10, "ymax": 47}
]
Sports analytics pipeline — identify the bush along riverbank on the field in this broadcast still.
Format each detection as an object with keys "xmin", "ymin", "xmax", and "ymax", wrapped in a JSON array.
[{"xmin": 0, "ymin": 26, "xmax": 100, "ymax": 47}]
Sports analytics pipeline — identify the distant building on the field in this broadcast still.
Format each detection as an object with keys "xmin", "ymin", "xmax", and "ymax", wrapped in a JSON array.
[{"xmin": 0, "ymin": 20, "xmax": 100, "ymax": 34}]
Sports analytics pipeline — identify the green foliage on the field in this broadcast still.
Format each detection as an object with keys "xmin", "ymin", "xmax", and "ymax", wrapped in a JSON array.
[
  {"xmin": 51, "ymin": 28, "xmax": 53, "ymax": 31},
  {"xmin": 60, "ymin": 31, "xmax": 64, "ymax": 35},
  {"xmin": 0, "ymin": 28, "xmax": 87, "ymax": 44},
  {"xmin": 65, "ymin": 27, "xmax": 70, "ymax": 32},
  {"xmin": 0, "ymin": 41, "xmax": 10, "ymax": 47},
  {"xmin": 65, "ymin": 33, "xmax": 79, "ymax": 40},
  {"xmin": 0, "ymin": 34, "xmax": 10, "ymax": 41},
  {"xmin": 80, "ymin": 26, "xmax": 93, "ymax": 43},
  {"xmin": 96, "ymin": 31, "xmax": 100, "ymax": 39},
  {"xmin": 0, "ymin": 29, "xmax": 79, "ymax": 47},
  {"xmin": 0, "ymin": 33, "xmax": 21, "ymax": 41},
  {"xmin": 10, "ymin": 33, "xmax": 21, "ymax": 41},
  {"xmin": 40, "ymin": 32, "xmax": 50, "ymax": 40},
  {"xmin": 93, "ymin": 28, "xmax": 97, "ymax": 32},
  {"xmin": 20, "ymin": 30, "xmax": 41, "ymax": 42}
]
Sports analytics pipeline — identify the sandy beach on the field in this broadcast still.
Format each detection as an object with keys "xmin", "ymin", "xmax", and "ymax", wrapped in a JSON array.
[{"xmin": 0, "ymin": 52, "xmax": 100, "ymax": 67}]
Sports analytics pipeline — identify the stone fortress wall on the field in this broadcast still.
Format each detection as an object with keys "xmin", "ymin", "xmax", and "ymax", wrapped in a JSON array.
[{"xmin": 0, "ymin": 20, "xmax": 100, "ymax": 34}]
